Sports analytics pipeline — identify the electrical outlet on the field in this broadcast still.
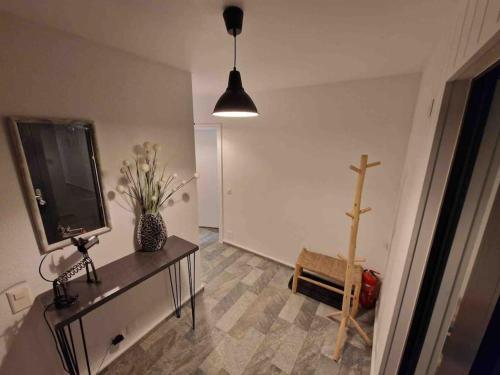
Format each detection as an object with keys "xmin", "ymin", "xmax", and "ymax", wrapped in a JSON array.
[
  {"xmin": 112, "ymin": 334, "xmax": 124, "ymax": 346},
  {"xmin": 6, "ymin": 283, "xmax": 33, "ymax": 314}
]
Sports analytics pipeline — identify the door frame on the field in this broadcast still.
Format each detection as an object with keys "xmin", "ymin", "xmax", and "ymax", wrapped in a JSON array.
[
  {"xmin": 380, "ymin": 43, "xmax": 500, "ymax": 374},
  {"xmin": 438, "ymin": 163, "xmax": 500, "ymax": 373},
  {"xmin": 408, "ymin": 61, "xmax": 500, "ymax": 374},
  {"xmin": 194, "ymin": 123, "xmax": 223, "ymax": 243}
]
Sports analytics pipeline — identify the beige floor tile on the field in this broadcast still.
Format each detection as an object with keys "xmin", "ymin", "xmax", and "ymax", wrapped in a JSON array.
[
  {"xmin": 241, "ymin": 268, "xmax": 264, "ymax": 286},
  {"xmin": 278, "ymin": 293, "xmax": 306, "ymax": 323},
  {"xmin": 216, "ymin": 291, "xmax": 258, "ymax": 332}
]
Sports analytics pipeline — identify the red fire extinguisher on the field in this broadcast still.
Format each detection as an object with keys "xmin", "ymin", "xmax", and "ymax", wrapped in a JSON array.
[{"xmin": 360, "ymin": 270, "xmax": 381, "ymax": 309}]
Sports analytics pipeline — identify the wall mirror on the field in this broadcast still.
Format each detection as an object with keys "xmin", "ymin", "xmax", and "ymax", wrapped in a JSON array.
[{"xmin": 9, "ymin": 117, "xmax": 111, "ymax": 253}]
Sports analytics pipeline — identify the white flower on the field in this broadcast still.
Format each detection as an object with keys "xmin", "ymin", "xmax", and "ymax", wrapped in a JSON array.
[
  {"xmin": 116, "ymin": 185, "xmax": 126, "ymax": 193},
  {"xmin": 151, "ymin": 195, "xmax": 158, "ymax": 202},
  {"xmin": 140, "ymin": 163, "xmax": 150, "ymax": 173},
  {"xmin": 193, "ymin": 172, "xmax": 200, "ymax": 179},
  {"xmin": 181, "ymin": 180, "xmax": 187, "ymax": 185},
  {"xmin": 120, "ymin": 167, "xmax": 127, "ymax": 174},
  {"xmin": 143, "ymin": 141, "xmax": 152, "ymax": 150},
  {"xmin": 172, "ymin": 173, "xmax": 178, "ymax": 179},
  {"xmin": 122, "ymin": 160, "xmax": 131, "ymax": 167},
  {"xmin": 153, "ymin": 144, "xmax": 161, "ymax": 152}
]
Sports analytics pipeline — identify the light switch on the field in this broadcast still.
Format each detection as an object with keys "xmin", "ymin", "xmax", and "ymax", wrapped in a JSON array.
[{"xmin": 6, "ymin": 284, "xmax": 33, "ymax": 314}]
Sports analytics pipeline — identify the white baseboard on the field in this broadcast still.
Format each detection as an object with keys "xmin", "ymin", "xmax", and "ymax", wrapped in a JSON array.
[{"xmin": 222, "ymin": 239, "xmax": 295, "ymax": 269}]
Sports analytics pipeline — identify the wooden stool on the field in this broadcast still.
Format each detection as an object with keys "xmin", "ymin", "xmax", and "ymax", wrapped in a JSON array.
[{"xmin": 292, "ymin": 248, "xmax": 363, "ymax": 317}]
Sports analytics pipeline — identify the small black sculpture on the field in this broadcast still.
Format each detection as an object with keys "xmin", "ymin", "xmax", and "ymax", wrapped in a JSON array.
[{"xmin": 53, "ymin": 236, "xmax": 100, "ymax": 309}]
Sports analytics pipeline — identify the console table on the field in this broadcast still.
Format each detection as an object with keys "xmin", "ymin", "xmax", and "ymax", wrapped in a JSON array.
[{"xmin": 38, "ymin": 235, "xmax": 198, "ymax": 375}]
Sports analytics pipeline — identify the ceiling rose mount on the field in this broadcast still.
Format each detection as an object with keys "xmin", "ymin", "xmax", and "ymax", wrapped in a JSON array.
[
  {"xmin": 223, "ymin": 6, "xmax": 243, "ymax": 36},
  {"xmin": 213, "ymin": 6, "xmax": 259, "ymax": 118}
]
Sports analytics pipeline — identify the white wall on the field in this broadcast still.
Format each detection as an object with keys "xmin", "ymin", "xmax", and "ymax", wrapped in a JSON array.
[
  {"xmin": 0, "ymin": 13, "xmax": 199, "ymax": 374},
  {"xmin": 195, "ymin": 128, "xmax": 220, "ymax": 228},
  {"xmin": 370, "ymin": 36, "xmax": 453, "ymax": 375},
  {"xmin": 372, "ymin": 0, "xmax": 500, "ymax": 372},
  {"xmin": 194, "ymin": 74, "xmax": 420, "ymax": 273}
]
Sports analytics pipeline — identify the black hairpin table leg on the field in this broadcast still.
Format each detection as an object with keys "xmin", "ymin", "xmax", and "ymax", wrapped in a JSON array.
[
  {"xmin": 56, "ymin": 324, "xmax": 79, "ymax": 374},
  {"xmin": 54, "ymin": 318, "xmax": 93, "ymax": 375},
  {"xmin": 79, "ymin": 318, "xmax": 91, "ymax": 375},
  {"xmin": 166, "ymin": 252, "xmax": 197, "ymax": 329},
  {"xmin": 67, "ymin": 324, "xmax": 79, "ymax": 373},
  {"xmin": 187, "ymin": 252, "xmax": 196, "ymax": 330},
  {"xmin": 168, "ymin": 261, "xmax": 182, "ymax": 318}
]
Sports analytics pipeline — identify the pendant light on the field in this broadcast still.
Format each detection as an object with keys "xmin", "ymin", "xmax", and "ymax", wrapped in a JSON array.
[{"xmin": 213, "ymin": 6, "xmax": 259, "ymax": 118}]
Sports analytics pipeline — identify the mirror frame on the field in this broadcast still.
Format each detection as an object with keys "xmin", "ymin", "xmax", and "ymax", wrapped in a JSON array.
[{"xmin": 9, "ymin": 116, "xmax": 112, "ymax": 253}]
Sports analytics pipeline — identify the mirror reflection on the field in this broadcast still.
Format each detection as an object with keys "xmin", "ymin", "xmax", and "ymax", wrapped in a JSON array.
[{"xmin": 11, "ymin": 118, "xmax": 109, "ymax": 251}]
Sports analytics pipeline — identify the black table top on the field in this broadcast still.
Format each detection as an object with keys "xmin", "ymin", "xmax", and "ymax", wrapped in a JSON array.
[{"xmin": 38, "ymin": 235, "xmax": 198, "ymax": 329}]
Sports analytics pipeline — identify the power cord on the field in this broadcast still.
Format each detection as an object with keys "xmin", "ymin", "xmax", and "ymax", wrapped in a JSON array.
[
  {"xmin": 43, "ymin": 303, "xmax": 69, "ymax": 374},
  {"xmin": 39, "ymin": 253, "xmax": 55, "ymax": 283},
  {"xmin": 96, "ymin": 335, "xmax": 124, "ymax": 373},
  {"xmin": 44, "ymin": 300, "xmax": 123, "ymax": 374},
  {"xmin": 96, "ymin": 343, "xmax": 111, "ymax": 374},
  {"xmin": 41, "ymin": 252, "xmax": 70, "ymax": 373},
  {"xmin": 40, "ymin": 244, "xmax": 104, "ymax": 372}
]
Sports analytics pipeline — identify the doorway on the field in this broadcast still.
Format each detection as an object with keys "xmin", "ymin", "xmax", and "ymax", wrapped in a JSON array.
[{"xmin": 194, "ymin": 124, "xmax": 223, "ymax": 242}]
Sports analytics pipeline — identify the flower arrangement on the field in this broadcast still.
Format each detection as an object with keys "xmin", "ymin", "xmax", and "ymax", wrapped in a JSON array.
[{"xmin": 116, "ymin": 141, "xmax": 198, "ymax": 214}]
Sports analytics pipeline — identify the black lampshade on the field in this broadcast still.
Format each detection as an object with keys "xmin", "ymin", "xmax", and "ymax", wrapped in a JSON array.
[{"xmin": 213, "ymin": 70, "xmax": 259, "ymax": 117}]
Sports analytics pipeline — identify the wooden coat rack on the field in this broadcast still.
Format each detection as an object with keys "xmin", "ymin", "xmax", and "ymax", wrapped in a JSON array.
[{"xmin": 328, "ymin": 154, "xmax": 380, "ymax": 361}]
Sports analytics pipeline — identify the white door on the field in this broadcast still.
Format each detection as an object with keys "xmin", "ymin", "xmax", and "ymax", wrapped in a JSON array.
[{"xmin": 195, "ymin": 128, "xmax": 220, "ymax": 228}]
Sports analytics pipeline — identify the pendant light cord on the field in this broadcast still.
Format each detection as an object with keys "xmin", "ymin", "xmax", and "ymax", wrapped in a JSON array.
[{"xmin": 233, "ymin": 34, "xmax": 237, "ymax": 70}]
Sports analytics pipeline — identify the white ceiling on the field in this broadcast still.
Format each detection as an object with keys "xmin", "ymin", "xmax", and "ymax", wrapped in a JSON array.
[{"xmin": 0, "ymin": 0, "xmax": 457, "ymax": 95}]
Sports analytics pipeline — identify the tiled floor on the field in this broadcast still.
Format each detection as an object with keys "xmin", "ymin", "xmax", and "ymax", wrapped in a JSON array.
[{"xmin": 102, "ymin": 228, "xmax": 373, "ymax": 374}]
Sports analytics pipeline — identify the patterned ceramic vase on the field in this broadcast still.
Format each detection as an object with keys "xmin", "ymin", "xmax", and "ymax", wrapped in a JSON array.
[{"xmin": 137, "ymin": 213, "xmax": 167, "ymax": 251}]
